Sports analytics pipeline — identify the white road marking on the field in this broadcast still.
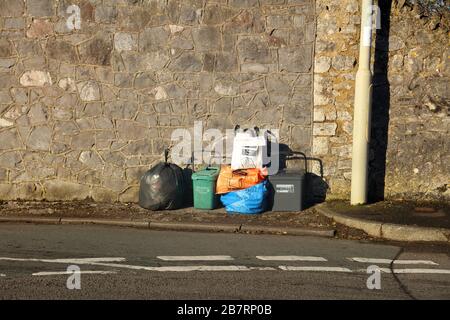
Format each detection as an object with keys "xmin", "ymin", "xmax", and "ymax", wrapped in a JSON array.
[
  {"xmin": 357, "ymin": 268, "xmax": 450, "ymax": 275},
  {"xmin": 157, "ymin": 255, "xmax": 234, "ymax": 261},
  {"xmin": 279, "ymin": 266, "xmax": 353, "ymax": 273},
  {"xmin": 33, "ymin": 271, "xmax": 117, "ymax": 276},
  {"xmin": 349, "ymin": 257, "xmax": 439, "ymax": 265},
  {"xmin": 248, "ymin": 267, "xmax": 277, "ymax": 271},
  {"xmin": 88, "ymin": 262, "xmax": 251, "ymax": 272},
  {"xmin": 256, "ymin": 256, "xmax": 327, "ymax": 262},
  {"xmin": 2, "ymin": 256, "xmax": 448, "ymax": 275},
  {"xmin": 0, "ymin": 257, "xmax": 126, "ymax": 264},
  {"xmin": 0, "ymin": 256, "xmax": 248, "ymax": 272},
  {"xmin": 153, "ymin": 266, "xmax": 249, "ymax": 272}
]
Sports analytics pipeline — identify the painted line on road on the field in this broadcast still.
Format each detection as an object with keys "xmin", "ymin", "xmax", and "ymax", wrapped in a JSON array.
[
  {"xmin": 0, "ymin": 273, "xmax": 5, "ymax": 277},
  {"xmin": 249, "ymin": 267, "xmax": 277, "ymax": 271},
  {"xmin": 349, "ymin": 257, "xmax": 439, "ymax": 265},
  {"xmin": 32, "ymin": 270, "xmax": 117, "ymax": 276},
  {"xmin": 257, "ymin": 256, "xmax": 327, "ymax": 262},
  {"xmin": 157, "ymin": 255, "xmax": 234, "ymax": 261},
  {"xmin": 0, "ymin": 256, "xmax": 248, "ymax": 272},
  {"xmin": 0, "ymin": 257, "xmax": 126, "ymax": 264},
  {"xmin": 88, "ymin": 262, "xmax": 251, "ymax": 272},
  {"xmin": 78, "ymin": 261, "xmax": 276, "ymax": 272},
  {"xmin": 357, "ymin": 268, "xmax": 450, "ymax": 275},
  {"xmin": 154, "ymin": 266, "xmax": 250, "ymax": 272},
  {"xmin": 279, "ymin": 266, "xmax": 353, "ymax": 273}
]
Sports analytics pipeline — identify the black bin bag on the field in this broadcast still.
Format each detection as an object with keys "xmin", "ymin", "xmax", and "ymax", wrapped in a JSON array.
[{"xmin": 138, "ymin": 149, "xmax": 189, "ymax": 210}]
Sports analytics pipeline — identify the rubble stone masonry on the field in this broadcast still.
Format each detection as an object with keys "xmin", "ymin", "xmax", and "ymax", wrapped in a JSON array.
[
  {"xmin": 313, "ymin": 0, "xmax": 449, "ymax": 200},
  {"xmin": 0, "ymin": 0, "xmax": 448, "ymax": 202}
]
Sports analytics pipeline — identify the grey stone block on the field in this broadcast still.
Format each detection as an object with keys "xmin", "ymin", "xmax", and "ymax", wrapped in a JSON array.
[
  {"xmin": 27, "ymin": 0, "xmax": 54, "ymax": 17},
  {"xmin": 1, "ymin": 0, "xmax": 25, "ymax": 16},
  {"xmin": 95, "ymin": 5, "xmax": 118, "ymax": 24},
  {"xmin": 279, "ymin": 45, "xmax": 312, "ymax": 72},
  {"xmin": 140, "ymin": 27, "xmax": 169, "ymax": 51},
  {"xmin": 26, "ymin": 126, "xmax": 52, "ymax": 151},
  {"xmin": 192, "ymin": 27, "xmax": 221, "ymax": 52}
]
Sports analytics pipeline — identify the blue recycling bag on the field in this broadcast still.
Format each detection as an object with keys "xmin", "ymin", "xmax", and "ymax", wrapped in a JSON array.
[{"xmin": 220, "ymin": 181, "xmax": 268, "ymax": 214}]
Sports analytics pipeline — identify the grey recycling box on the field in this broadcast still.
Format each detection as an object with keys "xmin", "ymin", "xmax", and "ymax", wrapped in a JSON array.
[{"xmin": 268, "ymin": 170, "xmax": 306, "ymax": 212}]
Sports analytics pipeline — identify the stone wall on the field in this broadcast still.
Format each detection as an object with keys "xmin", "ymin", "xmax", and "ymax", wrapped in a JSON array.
[
  {"xmin": 312, "ymin": 0, "xmax": 359, "ymax": 200},
  {"xmin": 1, "ymin": 0, "xmax": 448, "ymax": 203},
  {"xmin": 379, "ymin": 2, "xmax": 449, "ymax": 200},
  {"xmin": 313, "ymin": 0, "xmax": 449, "ymax": 200},
  {"xmin": 0, "ymin": 0, "xmax": 315, "ymax": 202}
]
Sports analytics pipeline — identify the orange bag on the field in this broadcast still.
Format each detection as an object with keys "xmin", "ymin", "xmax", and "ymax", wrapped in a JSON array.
[{"xmin": 216, "ymin": 165, "xmax": 267, "ymax": 194}]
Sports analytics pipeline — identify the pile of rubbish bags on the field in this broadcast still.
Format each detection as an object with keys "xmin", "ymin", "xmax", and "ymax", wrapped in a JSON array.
[
  {"xmin": 139, "ymin": 126, "xmax": 277, "ymax": 214},
  {"xmin": 216, "ymin": 126, "xmax": 272, "ymax": 214}
]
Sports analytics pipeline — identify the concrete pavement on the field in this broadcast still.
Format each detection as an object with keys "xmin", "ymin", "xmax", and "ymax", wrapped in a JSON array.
[
  {"xmin": 0, "ymin": 224, "xmax": 449, "ymax": 299},
  {"xmin": 0, "ymin": 200, "xmax": 370, "ymax": 240},
  {"xmin": 0, "ymin": 215, "xmax": 336, "ymax": 238},
  {"xmin": 316, "ymin": 203, "xmax": 450, "ymax": 243}
]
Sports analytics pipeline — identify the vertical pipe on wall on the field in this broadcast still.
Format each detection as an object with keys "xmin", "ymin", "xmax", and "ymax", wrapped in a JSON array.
[{"xmin": 351, "ymin": 0, "xmax": 374, "ymax": 205}]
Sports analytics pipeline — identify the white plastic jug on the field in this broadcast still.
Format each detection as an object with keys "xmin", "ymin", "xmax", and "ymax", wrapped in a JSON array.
[{"xmin": 231, "ymin": 127, "xmax": 267, "ymax": 170}]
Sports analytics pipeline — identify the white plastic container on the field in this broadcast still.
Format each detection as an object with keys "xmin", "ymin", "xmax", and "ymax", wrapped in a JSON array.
[{"xmin": 231, "ymin": 129, "xmax": 267, "ymax": 170}]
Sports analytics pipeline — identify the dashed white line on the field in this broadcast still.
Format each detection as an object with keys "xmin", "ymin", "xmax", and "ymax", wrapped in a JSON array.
[
  {"xmin": 88, "ymin": 263, "xmax": 251, "ymax": 272},
  {"xmin": 249, "ymin": 267, "xmax": 277, "ymax": 271},
  {"xmin": 0, "ymin": 257, "xmax": 247, "ymax": 272},
  {"xmin": 2, "ymin": 256, "xmax": 448, "ymax": 275},
  {"xmin": 349, "ymin": 257, "xmax": 439, "ymax": 265},
  {"xmin": 48, "ymin": 257, "xmax": 127, "ymax": 263},
  {"xmin": 157, "ymin": 255, "xmax": 234, "ymax": 261},
  {"xmin": 153, "ymin": 266, "xmax": 250, "ymax": 272},
  {"xmin": 357, "ymin": 268, "xmax": 450, "ymax": 275},
  {"xmin": 32, "ymin": 271, "xmax": 117, "ymax": 276},
  {"xmin": 0, "ymin": 257, "xmax": 126, "ymax": 264},
  {"xmin": 279, "ymin": 266, "xmax": 353, "ymax": 273},
  {"xmin": 256, "ymin": 256, "xmax": 327, "ymax": 262}
]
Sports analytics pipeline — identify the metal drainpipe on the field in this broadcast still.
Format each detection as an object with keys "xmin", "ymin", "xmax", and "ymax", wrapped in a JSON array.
[{"xmin": 350, "ymin": 0, "xmax": 374, "ymax": 205}]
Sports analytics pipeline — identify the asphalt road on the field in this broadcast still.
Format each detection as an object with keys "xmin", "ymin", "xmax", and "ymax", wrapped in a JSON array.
[{"xmin": 0, "ymin": 223, "xmax": 449, "ymax": 299}]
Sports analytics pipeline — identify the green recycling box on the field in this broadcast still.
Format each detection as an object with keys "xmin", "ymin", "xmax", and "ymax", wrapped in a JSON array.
[{"xmin": 191, "ymin": 166, "xmax": 220, "ymax": 210}]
